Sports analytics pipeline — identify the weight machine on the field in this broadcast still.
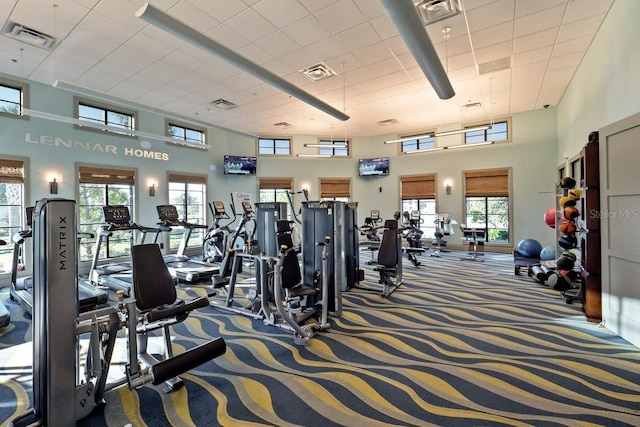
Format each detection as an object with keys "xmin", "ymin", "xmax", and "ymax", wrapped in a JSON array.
[{"xmin": 8, "ymin": 199, "xmax": 226, "ymax": 426}]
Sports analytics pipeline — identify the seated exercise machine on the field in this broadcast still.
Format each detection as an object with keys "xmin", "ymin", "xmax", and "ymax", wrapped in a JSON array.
[
  {"xmin": 359, "ymin": 209, "xmax": 383, "ymax": 265},
  {"xmin": 11, "ymin": 206, "xmax": 108, "ymax": 314},
  {"xmin": 156, "ymin": 204, "xmax": 220, "ymax": 282},
  {"xmin": 0, "ymin": 239, "xmax": 9, "ymax": 328},
  {"xmin": 202, "ymin": 201, "xmax": 235, "ymax": 263},
  {"xmin": 373, "ymin": 219, "xmax": 403, "ymax": 297},
  {"xmin": 89, "ymin": 205, "xmax": 161, "ymax": 296},
  {"xmin": 9, "ymin": 199, "xmax": 226, "ymax": 426},
  {"xmin": 400, "ymin": 210, "xmax": 425, "ymax": 267},
  {"xmin": 430, "ymin": 212, "xmax": 455, "ymax": 257},
  {"xmin": 459, "ymin": 225, "xmax": 486, "ymax": 262}
]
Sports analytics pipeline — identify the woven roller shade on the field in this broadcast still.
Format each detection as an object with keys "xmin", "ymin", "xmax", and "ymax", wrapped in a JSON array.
[
  {"xmin": 168, "ymin": 173, "xmax": 206, "ymax": 184},
  {"xmin": 259, "ymin": 178, "xmax": 292, "ymax": 189},
  {"xmin": 465, "ymin": 169, "xmax": 509, "ymax": 197},
  {"xmin": 401, "ymin": 174, "xmax": 435, "ymax": 199},
  {"xmin": 0, "ymin": 159, "xmax": 24, "ymax": 183},
  {"xmin": 79, "ymin": 166, "xmax": 135, "ymax": 185},
  {"xmin": 320, "ymin": 178, "xmax": 351, "ymax": 198}
]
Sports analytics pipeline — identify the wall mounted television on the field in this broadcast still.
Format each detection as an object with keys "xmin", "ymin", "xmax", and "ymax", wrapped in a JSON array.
[
  {"xmin": 358, "ymin": 157, "xmax": 389, "ymax": 176},
  {"xmin": 223, "ymin": 155, "xmax": 257, "ymax": 175}
]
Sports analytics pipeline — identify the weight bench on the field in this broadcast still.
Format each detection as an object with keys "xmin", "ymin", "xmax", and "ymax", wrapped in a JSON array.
[{"xmin": 460, "ymin": 226, "xmax": 486, "ymax": 262}]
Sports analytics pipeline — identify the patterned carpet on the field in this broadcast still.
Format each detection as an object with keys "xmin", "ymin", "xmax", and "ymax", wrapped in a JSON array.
[{"xmin": 1, "ymin": 250, "xmax": 640, "ymax": 426}]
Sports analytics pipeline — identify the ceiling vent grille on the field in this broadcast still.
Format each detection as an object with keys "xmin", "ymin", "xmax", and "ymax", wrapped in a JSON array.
[
  {"xmin": 463, "ymin": 102, "xmax": 482, "ymax": 109},
  {"xmin": 300, "ymin": 62, "xmax": 337, "ymax": 82},
  {"xmin": 209, "ymin": 99, "xmax": 238, "ymax": 110},
  {"xmin": 2, "ymin": 21, "xmax": 57, "ymax": 50},
  {"xmin": 414, "ymin": 0, "xmax": 462, "ymax": 26},
  {"xmin": 274, "ymin": 122, "xmax": 293, "ymax": 129},
  {"xmin": 378, "ymin": 119, "xmax": 399, "ymax": 126},
  {"xmin": 477, "ymin": 56, "xmax": 512, "ymax": 75}
]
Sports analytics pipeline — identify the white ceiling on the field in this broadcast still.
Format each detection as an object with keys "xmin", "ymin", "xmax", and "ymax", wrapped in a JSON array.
[{"xmin": 0, "ymin": 0, "xmax": 614, "ymax": 137}]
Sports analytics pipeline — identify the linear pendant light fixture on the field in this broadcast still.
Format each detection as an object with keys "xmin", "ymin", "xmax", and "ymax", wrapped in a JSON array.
[
  {"xmin": 135, "ymin": 3, "xmax": 349, "ymax": 122},
  {"xmin": 379, "ymin": 0, "xmax": 455, "ymax": 99},
  {"xmin": 384, "ymin": 124, "xmax": 492, "ymax": 144},
  {"xmin": 304, "ymin": 143, "xmax": 347, "ymax": 148}
]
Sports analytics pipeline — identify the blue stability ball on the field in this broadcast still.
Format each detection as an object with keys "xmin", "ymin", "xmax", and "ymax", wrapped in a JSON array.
[
  {"xmin": 517, "ymin": 238, "xmax": 543, "ymax": 259},
  {"xmin": 540, "ymin": 244, "xmax": 556, "ymax": 261}
]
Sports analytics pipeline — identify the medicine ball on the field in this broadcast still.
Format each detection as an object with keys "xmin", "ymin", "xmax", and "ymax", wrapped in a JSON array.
[
  {"xmin": 568, "ymin": 188, "xmax": 582, "ymax": 199},
  {"xmin": 560, "ymin": 176, "xmax": 576, "ymax": 189},
  {"xmin": 560, "ymin": 250, "xmax": 577, "ymax": 262},
  {"xmin": 564, "ymin": 206, "xmax": 580, "ymax": 220},
  {"xmin": 556, "ymin": 254, "xmax": 575, "ymax": 270},
  {"xmin": 558, "ymin": 220, "xmax": 576, "ymax": 234},
  {"xmin": 559, "ymin": 196, "xmax": 576, "ymax": 207},
  {"xmin": 558, "ymin": 233, "xmax": 577, "ymax": 249}
]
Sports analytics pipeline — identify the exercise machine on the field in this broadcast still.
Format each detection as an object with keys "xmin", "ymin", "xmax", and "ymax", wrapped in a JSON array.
[
  {"xmin": 0, "ymin": 239, "xmax": 9, "ymax": 328},
  {"xmin": 156, "ymin": 204, "xmax": 220, "ymax": 282},
  {"xmin": 254, "ymin": 201, "xmax": 288, "ymax": 257},
  {"xmin": 358, "ymin": 209, "xmax": 383, "ymax": 265},
  {"xmin": 373, "ymin": 219, "xmax": 404, "ymax": 297},
  {"xmin": 400, "ymin": 210, "xmax": 425, "ymax": 267},
  {"xmin": 460, "ymin": 225, "xmax": 486, "ymax": 262},
  {"xmin": 202, "ymin": 201, "xmax": 235, "ymax": 263},
  {"xmin": 8, "ymin": 199, "xmax": 226, "ymax": 426},
  {"xmin": 11, "ymin": 206, "xmax": 108, "ymax": 314},
  {"xmin": 89, "ymin": 205, "xmax": 160, "ymax": 296},
  {"xmin": 431, "ymin": 213, "xmax": 455, "ymax": 257}
]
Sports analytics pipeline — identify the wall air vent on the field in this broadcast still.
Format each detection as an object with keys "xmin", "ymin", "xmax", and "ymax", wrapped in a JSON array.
[
  {"xmin": 300, "ymin": 62, "xmax": 337, "ymax": 82},
  {"xmin": 209, "ymin": 99, "xmax": 238, "ymax": 110},
  {"xmin": 414, "ymin": 0, "xmax": 462, "ymax": 26},
  {"xmin": 477, "ymin": 56, "xmax": 512, "ymax": 75},
  {"xmin": 378, "ymin": 119, "xmax": 399, "ymax": 126},
  {"xmin": 2, "ymin": 21, "xmax": 57, "ymax": 50}
]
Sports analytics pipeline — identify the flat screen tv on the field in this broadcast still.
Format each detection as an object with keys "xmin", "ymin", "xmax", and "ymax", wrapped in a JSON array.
[
  {"xmin": 223, "ymin": 155, "xmax": 257, "ymax": 175},
  {"xmin": 358, "ymin": 157, "xmax": 389, "ymax": 176}
]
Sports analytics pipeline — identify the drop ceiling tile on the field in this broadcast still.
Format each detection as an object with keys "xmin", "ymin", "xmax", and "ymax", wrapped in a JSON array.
[
  {"xmin": 515, "ymin": 0, "xmax": 566, "ymax": 18},
  {"xmin": 564, "ymin": 0, "xmax": 614, "ymax": 23},
  {"xmin": 253, "ymin": 0, "xmax": 310, "ymax": 27},
  {"xmin": 298, "ymin": 0, "xmax": 340, "ymax": 14},
  {"xmin": 94, "ymin": 0, "xmax": 145, "ymax": 31},
  {"xmin": 165, "ymin": 1, "xmax": 220, "ymax": 33},
  {"xmin": 188, "ymin": 0, "xmax": 248, "ymax": 22},
  {"xmin": 513, "ymin": 28, "xmax": 557, "ymax": 54},
  {"xmin": 547, "ymin": 52, "xmax": 583, "ymax": 71},
  {"xmin": 281, "ymin": 15, "xmax": 331, "ymax": 47},
  {"xmin": 78, "ymin": 10, "xmax": 137, "ymax": 45},
  {"xmin": 314, "ymin": 0, "xmax": 366, "ymax": 35},
  {"xmin": 352, "ymin": 42, "xmax": 394, "ymax": 66},
  {"xmin": 334, "ymin": 22, "xmax": 380, "ymax": 52},
  {"xmin": 470, "ymin": 21, "xmax": 514, "ymax": 50},
  {"xmin": 204, "ymin": 24, "xmax": 251, "ymax": 51},
  {"xmin": 352, "ymin": 0, "xmax": 386, "ymax": 20},
  {"xmin": 225, "ymin": 7, "xmax": 278, "ymax": 42},
  {"xmin": 472, "ymin": 40, "xmax": 513, "ymax": 64},
  {"xmin": 254, "ymin": 31, "xmax": 301, "ymax": 59},
  {"xmin": 465, "ymin": 0, "xmax": 515, "ymax": 32},
  {"xmin": 306, "ymin": 37, "xmax": 348, "ymax": 63},
  {"xmin": 514, "ymin": 4, "xmax": 565, "ymax": 38},
  {"xmin": 557, "ymin": 14, "xmax": 607, "ymax": 43},
  {"xmin": 512, "ymin": 46, "xmax": 553, "ymax": 67},
  {"xmin": 236, "ymin": 42, "xmax": 275, "ymax": 65},
  {"xmin": 369, "ymin": 14, "xmax": 397, "ymax": 40}
]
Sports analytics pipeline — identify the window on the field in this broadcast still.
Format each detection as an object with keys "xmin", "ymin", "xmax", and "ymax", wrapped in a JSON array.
[
  {"xmin": 464, "ymin": 169, "xmax": 511, "ymax": 243},
  {"xmin": 259, "ymin": 178, "xmax": 293, "ymax": 219},
  {"xmin": 319, "ymin": 178, "xmax": 350, "ymax": 201},
  {"xmin": 401, "ymin": 135, "xmax": 435, "ymax": 153},
  {"xmin": 0, "ymin": 78, "xmax": 28, "ymax": 117},
  {"xmin": 167, "ymin": 120, "xmax": 206, "ymax": 146},
  {"xmin": 319, "ymin": 139, "xmax": 349, "ymax": 157},
  {"xmin": 465, "ymin": 120, "xmax": 509, "ymax": 144},
  {"xmin": 76, "ymin": 99, "xmax": 136, "ymax": 136},
  {"xmin": 167, "ymin": 174, "xmax": 207, "ymax": 252},
  {"xmin": 258, "ymin": 137, "xmax": 291, "ymax": 155},
  {"xmin": 400, "ymin": 174, "xmax": 437, "ymax": 237},
  {"xmin": 78, "ymin": 167, "xmax": 135, "ymax": 262},
  {"xmin": 0, "ymin": 159, "xmax": 25, "ymax": 273}
]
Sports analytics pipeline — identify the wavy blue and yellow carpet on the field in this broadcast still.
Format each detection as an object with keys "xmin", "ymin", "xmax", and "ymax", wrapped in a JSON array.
[{"xmin": 2, "ymin": 251, "xmax": 640, "ymax": 426}]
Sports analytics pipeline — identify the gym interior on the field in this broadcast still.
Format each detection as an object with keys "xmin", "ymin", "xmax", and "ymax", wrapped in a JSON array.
[{"xmin": 1, "ymin": 0, "xmax": 640, "ymax": 425}]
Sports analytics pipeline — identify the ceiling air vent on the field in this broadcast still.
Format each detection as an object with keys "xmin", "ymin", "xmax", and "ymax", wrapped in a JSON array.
[
  {"xmin": 274, "ymin": 122, "xmax": 293, "ymax": 129},
  {"xmin": 414, "ymin": 0, "xmax": 462, "ymax": 26},
  {"xmin": 2, "ymin": 21, "xmax": 57, "ymax": 50},
  {"xmin": 463, "ymin": 102, "xmax": 482, "ymax": 109},
  {"xmin": 378, "ymin": 119, "xmax": 399, "ymax": 126},
  {"xmin": 477, "ymin": 56, "xmax": 512, "ymax": 75},
  {"xmin": 300, "ymin": 62, "xmax": 337, "ymax": 82},
  {"xmin": 209, "ymin": 99, "xmax": 238, "ymax": 110}
]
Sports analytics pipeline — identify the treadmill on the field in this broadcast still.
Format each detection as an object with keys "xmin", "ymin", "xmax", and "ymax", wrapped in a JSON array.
[
  {"xmin": 0, "ymin": 239, "xmax": 9, "ymax": 328},
  {"xmin": 10, "ymin": 207, "xmax": 108, "ymax": 314},
  {"xmin": 89, "ymin": 205, "xmax": 161, "ymax": 296},
  {"xmin": 157, "ymin": 204, "xmax": 220, "ymax": 282}
]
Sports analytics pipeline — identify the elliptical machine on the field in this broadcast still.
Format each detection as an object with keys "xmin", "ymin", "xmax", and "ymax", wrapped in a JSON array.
[
  {"xmin": 399, "ymin": 210, "xmax": 424, "ymax": 267},
  {"xmin": 431, "ymin": 213, "xmax": 456, "ymax": 257},
  {"xmin": 202, "ymin": 201, "xmax": 235, "ymax": 263}
]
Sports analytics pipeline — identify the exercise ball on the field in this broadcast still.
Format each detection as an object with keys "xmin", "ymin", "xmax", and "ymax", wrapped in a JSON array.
[
  {"xmin": 560, "ymin": 176, "xmax": 576, "ymax": 189},
  {"xmin": 517, "ymin": 239, "xmax": 542, "ymax": 259},
  {"xmin": 558, "ymin": 233, "xmax": 577, "ymax": 249},
  {"xmin": 544, "ymin": 207, "xmax": 556, "ymax": 228},
  {"xmin": 559, "ymin": 220, "xmax": 576, "ymax": 234},
  {"xmin": 540, "ymin": 244, "xmax": 556, "ymax": 261}
]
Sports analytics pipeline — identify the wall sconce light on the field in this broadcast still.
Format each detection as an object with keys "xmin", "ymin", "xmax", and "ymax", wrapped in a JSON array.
[
  {"xmin": 50, "ymin": 177, "xmax": 58, "ymax": 194},
  {"xmin": 444, "ymin": 180, "xmax": 452, "ymax": 195},
  {"xmin": 149, "ymin": 183, "xmax": 156, "ymax": 197}
]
